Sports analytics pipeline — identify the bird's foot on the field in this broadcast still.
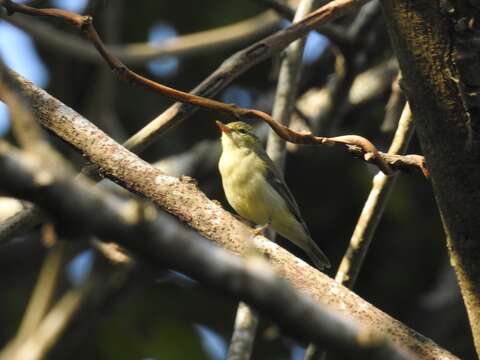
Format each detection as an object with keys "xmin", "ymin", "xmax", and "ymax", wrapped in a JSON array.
[{"xmin": 252, "ymin": 219, "xmax": 271, "ymax": 237}]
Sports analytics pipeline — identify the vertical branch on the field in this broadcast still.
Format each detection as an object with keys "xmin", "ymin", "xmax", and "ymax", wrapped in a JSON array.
[
  {"xmin": 303, "ymin": 345, "xmax": 326, "ymax": 360},
  {"xmin": 226, "ymin": 302, "xmax": 259, "ymax": 360},
  {"xmin": 267, "ymin": 1, "xmax": 321, "ymax": 359},
  {"xmin": 266, "ymin": 0, "xmax": 316, "ymax": 168},
  {"xmin": 84, "ymin": 0, "xmax": 127, "ymax": 140},
  {"xmin": 15, "ymin": 241, "xmax": 65, "ymax": 341},
  {"xmin": 229, "ymin": 1, "xmax": 319, "ymax": 358},
  {"xmin": 1, "ymin": 286, "xmax": 87, "ymax": 360},
  {"xmin": 306, "ymin": 95, "xmax": 414, "ymax": 360},
  {"xmin": 381, "ymin": 74, "xmax": 405, "ymax": 133},
  {"xmin": 312, "ymin": 0, "xmax": 380, "ymax": 134},
  {"xmin": 336, "ymin": 102, "xmax": 414, "ymax": 287}
]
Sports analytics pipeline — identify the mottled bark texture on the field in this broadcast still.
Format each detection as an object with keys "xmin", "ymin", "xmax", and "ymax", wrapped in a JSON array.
[{"xmin": 381, "ymin": 0, "xmax": 480, "ymax": 354}]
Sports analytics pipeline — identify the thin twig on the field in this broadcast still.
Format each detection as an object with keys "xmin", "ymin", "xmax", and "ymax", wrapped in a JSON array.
[
  {"xmin": 0, "ymin": 0, "xmax": 425, "ymax": 246},
  {"xmin": 0, "ymin": 285, "xmax": 87, "ymax": 360},
  {"xmin": 83, "ymin": 0, "xmax": 127, "ymax": 140},
  {"xmin": 336, "ymin": 102, "xmax": 415, "ymax": 287},
  {"xmin": 312, "ymin": 0, "xmax": 381, "ymax": 134},
  {"xmin": 0, "ymin": 256, "xmax": 134, "ymax": 360},
  {"xmin": 227, "ymin": 302, "xmax": 259, "ymax": 360},
  {"xmin": 255, "ymin": 0, "xmax": 351, "ymax": 46},
  {"xmin": 15, "ymin": 241, "xmax": 65, "ymax": 341},
  {"xmin": 0, "ymin": 0, "xmax": 410, "ymax": 176},
  {"xmin": 381, "ymin": 73, "xmax": 405, "ymax": 133},
  {"xmin": 273, "ymin": 3, "xmax": 329, "ymax": 358},
  {"xmin": 4, "ymin": 10, "xmax": 281, "ymax": 66},
  {"xmin": 267, "ymin": 0, "xmax": 316, "ymax": 169},
  {"xmin": 0, "ymin": 205, "xmax": 45, "ymax": 244},
  {"xmin": 306, "ymin": 72, "xmax": 410, "ymax": 360}
]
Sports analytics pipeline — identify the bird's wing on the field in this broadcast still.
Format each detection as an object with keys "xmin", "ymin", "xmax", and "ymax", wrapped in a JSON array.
[{"xmin": 258, "ymin": 150, "xmax": 309, "ymax": 232}]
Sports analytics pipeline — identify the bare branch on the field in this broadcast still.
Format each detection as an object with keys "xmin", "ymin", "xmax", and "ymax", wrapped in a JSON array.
[
  {"xmin": 229, "ymin": 0, "xmax": 323, "ymax": 357},
  {"xmin": 15, "ymin": 242, "xmax": 66, "ymax": 341},
  {"xmin": 227, "ymin": 302, "xmax": 259, "ymax": 360},
  {"xmin": 0, "ymin": 142, "xmax": 414, "ymax": 360},
  {"xmin": 312, "ymin": 0, "xmax": 381, "ymax": 133},
  {"xmin": 0, "ymin": 0, "xmax": 417, "ymax": 176},
  {"xmin": 0, "ymin": 0, "xmax": 426, "ymax": 247},
  {"xmin": 336, "ymin": 103, "xmax": 414, "ymax": 287},
  {"xmin": 1, "ymin": 69, "xmax": 457, "ymax": 359},
  {"xmin": 0, "ymin": 205, "xmax": 44, "ymax": 244},
  {"xmin": 255, "ymin": 0, "xmax": 350, "ymax": 46},
  {"xmin": 0, "ymin": 285, "xmax": 86, "ymax": 360},
  {"xmin": 271, "ymin": 2, "xmax": 331, "ymax": 358},
  {"xmin": 267, "ymin": 0, "xmax": 316, "ymax": 168},
  {"xmin": 4, "ymin": 11, "xmax": 281, "ymax": 66},
  {"xmin": 0, "ymin": 255, "xmax": 133, "ymax": 360}
]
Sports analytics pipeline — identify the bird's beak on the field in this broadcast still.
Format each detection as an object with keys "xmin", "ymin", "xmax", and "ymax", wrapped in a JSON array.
[{"xmin": 215, "ymin": 121, "xmax": 231, "ymax": 134}]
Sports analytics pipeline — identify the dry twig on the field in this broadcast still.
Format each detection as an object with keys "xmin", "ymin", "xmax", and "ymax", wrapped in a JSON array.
[
  {"xmin": 4, "ymin": 10, "xmax": 281, "ymax": 66},
  {"xmin": 15, "ymin": 242, "xmax": 65, "ymax": 342},
  {"xmin": 0, "ymin": 0, "xmax": 427, "ymax": 176},
  {"xmin": 336, "ymin": 103, "xmax": 415, "ymax": 287}
]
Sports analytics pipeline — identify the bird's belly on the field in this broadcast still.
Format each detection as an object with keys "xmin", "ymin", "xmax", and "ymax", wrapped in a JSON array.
[
  {"xmin": 226, "ymin": 174, "xmax": 273, "ymax": 224},
  {"xmin": 220, "ymin": 154, "xmax": 272, "ymax": 225}
]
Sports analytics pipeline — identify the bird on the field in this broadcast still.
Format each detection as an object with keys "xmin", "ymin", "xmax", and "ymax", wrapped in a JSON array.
[{"xmin": 216, "ymin": 120, "xmax": 330, "ymax": 270}]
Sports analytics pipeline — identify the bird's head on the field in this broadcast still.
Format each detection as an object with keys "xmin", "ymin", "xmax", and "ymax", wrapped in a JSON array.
[{"xmin": 216, "ymin": 121, "xmax": 259, "ymax": 150}]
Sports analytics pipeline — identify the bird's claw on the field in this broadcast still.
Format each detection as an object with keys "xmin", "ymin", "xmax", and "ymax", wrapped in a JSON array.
[{"xmin": 252, "ymin": 219, "xmax": 271, "ymax": 237}]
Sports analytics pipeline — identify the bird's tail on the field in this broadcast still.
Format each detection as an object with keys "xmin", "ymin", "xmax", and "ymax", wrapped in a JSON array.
[{"xmin": 306, "ymin": 241, "xmax": 331, "ymax": 270}]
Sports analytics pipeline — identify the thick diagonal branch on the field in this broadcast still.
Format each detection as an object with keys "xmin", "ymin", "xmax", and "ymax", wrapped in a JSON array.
[
  {"xmin": 0, "ymin": 142, "xmax": 412, "ymax": 360},
  {"xmin": 1, "ymin": 69, "xmax": 457, "ymax": 360}
]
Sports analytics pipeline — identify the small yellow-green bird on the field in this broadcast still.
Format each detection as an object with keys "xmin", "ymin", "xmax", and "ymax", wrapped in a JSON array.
[{"xmin": 217, "ymin": 120, "xmax": 330, "ymax": 270}]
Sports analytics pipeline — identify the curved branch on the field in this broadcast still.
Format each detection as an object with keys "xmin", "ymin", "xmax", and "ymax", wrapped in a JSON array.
[
  {"xmin": 336, "ymin": 103, "xmax": 414, "ymax": 287},
  {"xmin": 121, "ymin": 0, "xmax": 370, "ymax": 155},
  {"xmin": 3, "ymin": 68, "xmax": 456, "ymax": 360},
  {"xmin": 0, "ymin": 0, "xmax": 398, "ymax": 169},
  {"xmin": 4, "ymin": 11, "xmax": 281, "ymax": 66},
  {"xmin": 0, "ymin": 0, "xmax": 417, "ymax": 177},
  {"xmin": 2, "ymin": 0, "xmax": 424, "ymax": 177}
]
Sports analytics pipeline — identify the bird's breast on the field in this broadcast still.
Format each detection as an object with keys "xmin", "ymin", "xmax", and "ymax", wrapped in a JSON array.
[{"xmin": 219, "ymin": 149, "xmax": 272, "ymax": 225}]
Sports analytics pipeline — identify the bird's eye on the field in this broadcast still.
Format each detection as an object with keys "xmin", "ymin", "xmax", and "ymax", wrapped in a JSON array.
[{"xmin": 237, "ymin": 129, "xmax": 247, "ymax": 134}]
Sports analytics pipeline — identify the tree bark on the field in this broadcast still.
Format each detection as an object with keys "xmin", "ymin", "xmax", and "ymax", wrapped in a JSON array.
[
  {"xmin": 381, "ymin": 0, "xmax": 480, "ymax": 354},
  {"xmin": 3, "ymin": 69, "xmax": 457, "ymax": 359}
]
